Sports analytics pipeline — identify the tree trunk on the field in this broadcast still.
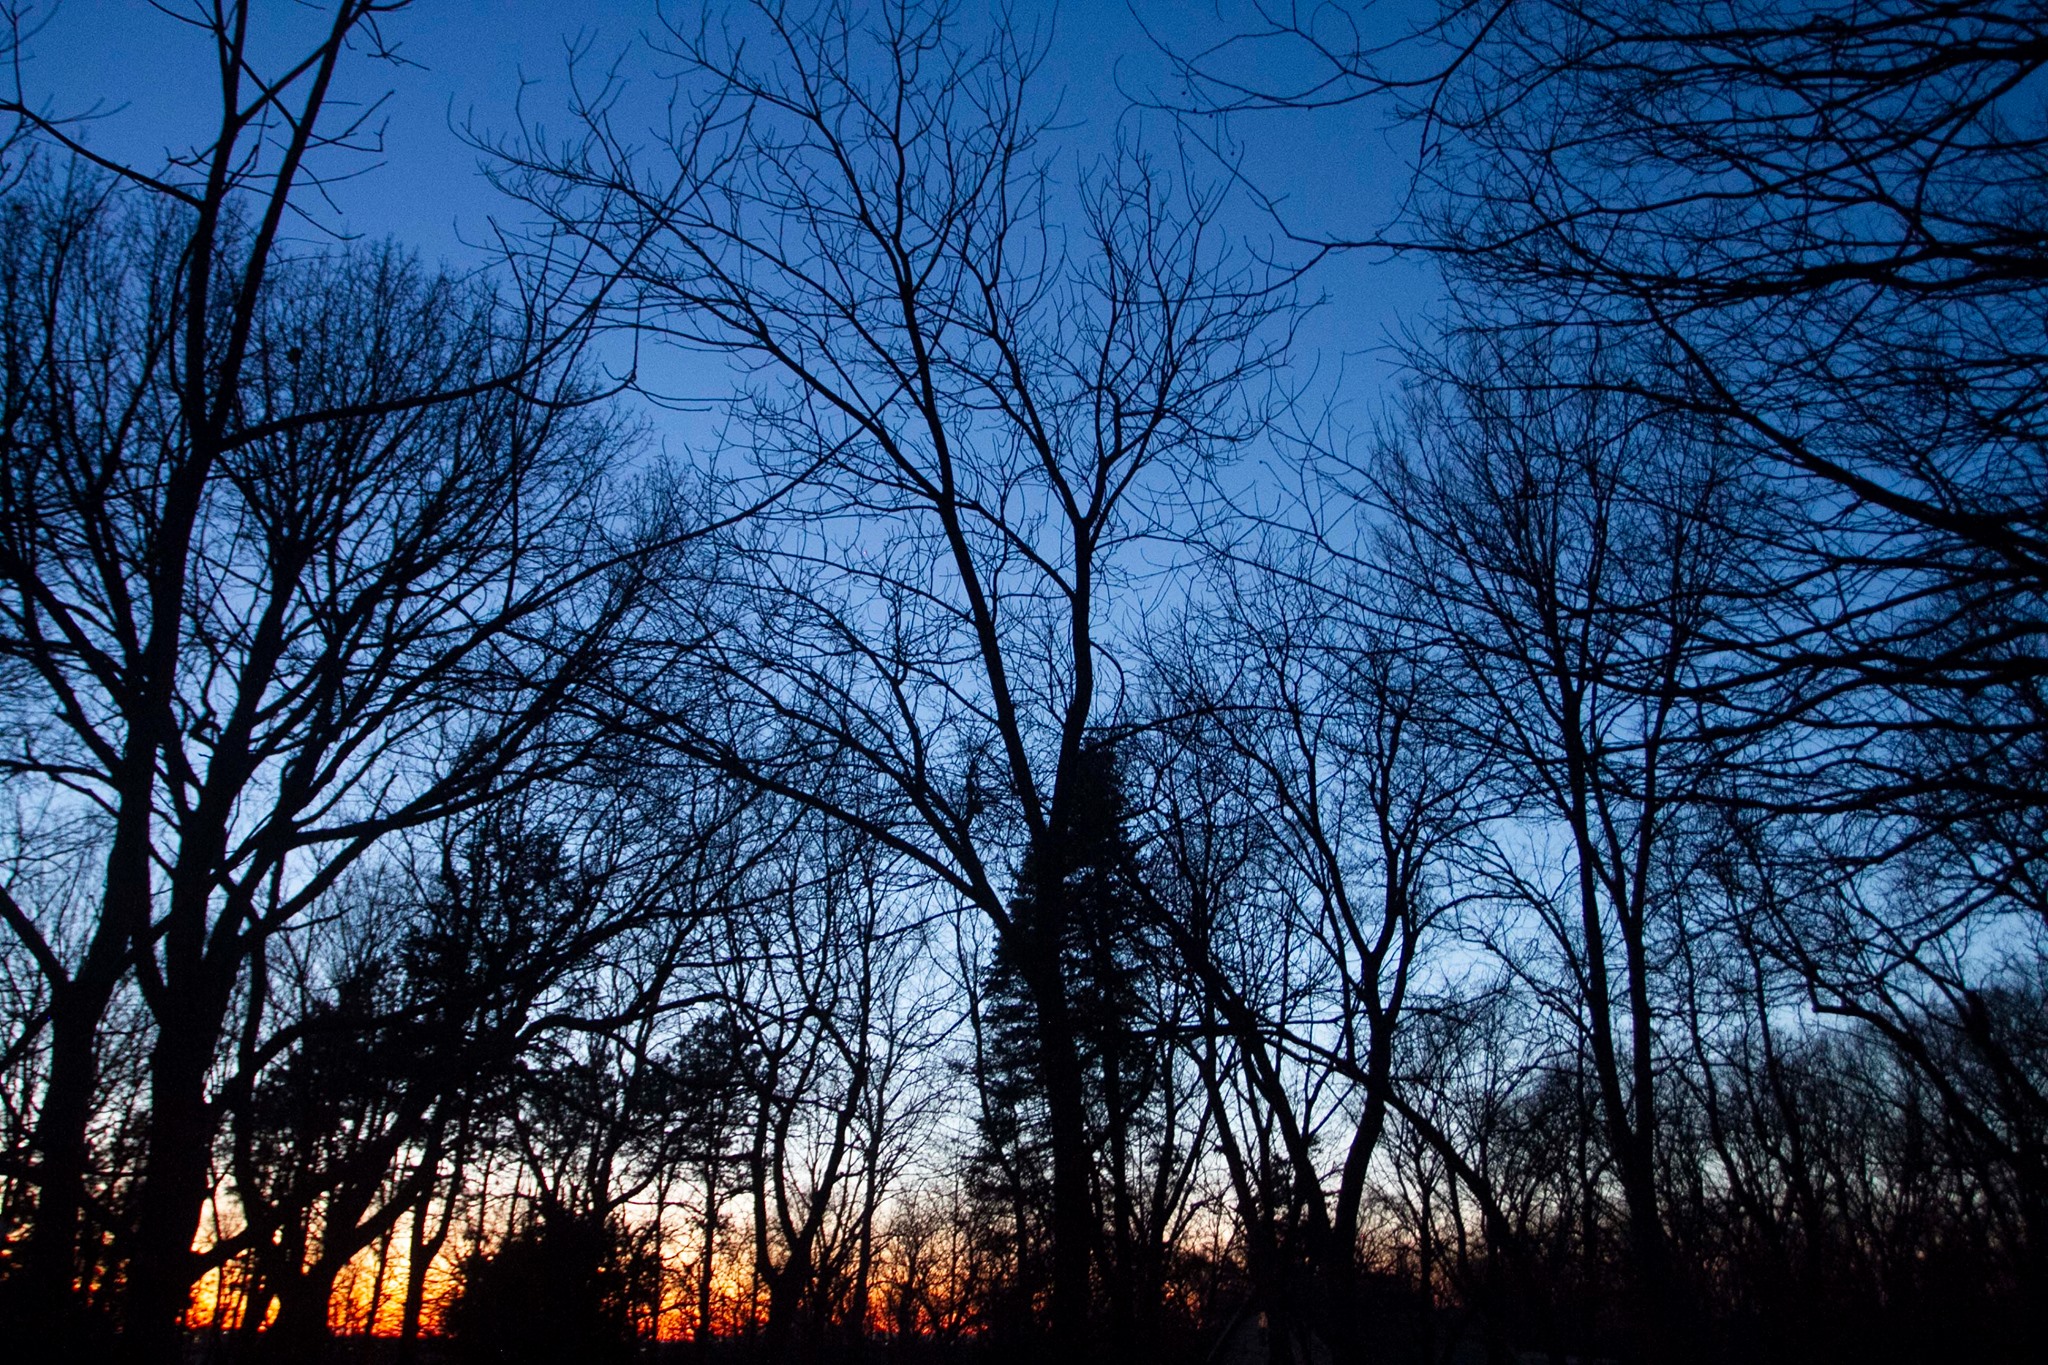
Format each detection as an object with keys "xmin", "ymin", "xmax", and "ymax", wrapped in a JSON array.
[
  {"xmin": 1030, "ymin": 967, "xmax": 1095, "ymax": 1359},
  {"xmin": 1101, "ymin": 1037, "xmax": 1135, "ymax": 1361},
  {"xmin": 401, "ymin": 1137, "xmax": 458, "ymax": 1354},
  {"xmin": 400, "ymin": 1196, "xmax": 433, "ymax": 1353},
  {"xmin": 697, "ymin": 1157, "xmax": 720, "ymax": 1349},
  {"xmin": 11, "ymin": 785, "xmax": 155, "ymax": 1362},
  {"xmin": 264, "ymin": 1265, "xmax": 334, "ymax": 1364},
  {"xmin": 12, "ymin": 983, "xmax": 114, "ymax": 1356},
  {"xmin": 122, "ymin": 990, "xmax": 233, "ymax": 1365}
]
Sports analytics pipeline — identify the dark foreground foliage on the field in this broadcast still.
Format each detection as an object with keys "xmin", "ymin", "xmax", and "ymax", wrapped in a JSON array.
[{"xmin": 1, "ymin": 2, "xmax": 2045, "ymax": 1364}]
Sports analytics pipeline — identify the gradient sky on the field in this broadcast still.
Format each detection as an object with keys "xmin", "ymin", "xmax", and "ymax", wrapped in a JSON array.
[{"xmin": 32, "ymin": 0, "xmax": 1436, "ymax": 434}]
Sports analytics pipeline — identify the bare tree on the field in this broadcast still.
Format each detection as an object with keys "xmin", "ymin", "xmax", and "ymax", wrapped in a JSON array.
[
  {"xmin": 220, "ymin": 763, "xmax": 754, "ymax": 1357},
  {"xmin": 1387, "ymin": 2, "xmax": 2048, "ymax": 1328},
  {"xmin": 492, "ymin": 0, "xmax": 1290, "ymax": 1349},
  {"xmin": 1361, "ymin": 336, "xmax": 1779, "ymax": 1358},
  {"xmin": 0, "ymin": 5, "xmax": 682, "ymax": 1355},
  {"xmin": 1163, "ymin": 3, "xmax": 2048, "ymax": 1354},
  {"xmin": 1148, "ymin": 557, "xmax": 1481, "ymax": 1360},
  {"xmin": 703, "ymin": 813, "xmax": 935, "ymax": 1357}
]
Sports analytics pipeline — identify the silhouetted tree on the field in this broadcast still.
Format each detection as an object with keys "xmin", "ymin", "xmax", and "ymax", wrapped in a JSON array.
[
  {"xmin": 492, "ymin": 2, "xmax": 1289, "ymax": 1352},
  {"xmin": 0, "ymin": 4, "xmax": 686, "ymax": 1353},
  {"xmin": 447, "ymin": 1206, "xmax": 653, "ymax": 1365},
  {"xmin": 972, "ymin": 741, "xmax": 1168, "ymax": 1354}
]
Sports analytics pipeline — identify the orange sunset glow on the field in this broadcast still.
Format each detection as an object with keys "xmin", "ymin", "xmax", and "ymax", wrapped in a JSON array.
[{"xmin": 8, "ymin": 1, "xmax": 2046, "ymax": 1364}]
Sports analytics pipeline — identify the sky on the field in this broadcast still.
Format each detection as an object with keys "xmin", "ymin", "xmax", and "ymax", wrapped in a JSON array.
[{"xmin": 26, "ymin": 0, "xmax": 1439, "ymax": 441}]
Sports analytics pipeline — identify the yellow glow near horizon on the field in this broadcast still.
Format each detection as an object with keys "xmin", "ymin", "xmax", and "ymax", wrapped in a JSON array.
[{"xmin": 181, "ymin": 1195, "xmax": 991, "ymax": 1342}]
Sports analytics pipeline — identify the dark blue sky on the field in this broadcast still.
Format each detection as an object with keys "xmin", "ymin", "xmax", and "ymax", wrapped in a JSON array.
[{"xmin": 31, "ymin": 1, "xmax": 1434, "ymax": 424}]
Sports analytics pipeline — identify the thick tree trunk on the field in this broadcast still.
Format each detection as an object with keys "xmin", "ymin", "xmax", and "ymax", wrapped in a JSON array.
[
  {"xmin": 122, "ymin": 995, "xmax": 232, "ymax": 1365},
  {"xmin": 264, "ymin": 1266, "xmax": 335, "ymax": 1364},
  {"xmin": 852, "ymin": 1142, "xmax": 881, "ymax": 1347},
  {"xmin": 1028, "ymin": 963, "xmax": 1095, "ymax": 1359},
  {"xmin": 400, "ymin": 1203, "xmax": 431, "ymax": 1350},
  {"xmin": 761, "ymin": 1219, "xmax": 825, "ymax": 1365},
  {"xmin": 12, "ymin": 985, "xmax": 111, "ymax": 1355},
  {"xmin": 401, "ymin": 1139, "xmax": 457, "ymax": 1354},
  {"xmin": 11, "ymin": 784, "xmax": 156, "ymax": 1362}
]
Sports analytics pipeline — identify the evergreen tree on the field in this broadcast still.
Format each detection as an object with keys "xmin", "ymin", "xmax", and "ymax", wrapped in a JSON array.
[{"xmin": 971, "ymin": 741, "xmax": 1155, "ymax": 1347}]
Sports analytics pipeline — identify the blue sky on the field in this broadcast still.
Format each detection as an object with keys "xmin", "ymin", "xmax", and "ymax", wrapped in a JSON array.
[{"xmin": 27, "ymin": 1, "xmax": 1437, "ymax": 430}]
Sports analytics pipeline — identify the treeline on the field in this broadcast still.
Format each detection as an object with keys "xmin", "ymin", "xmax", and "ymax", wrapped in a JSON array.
[{"xmin": 0, "ymin": 2, "xmax": 2042, "ymax": 1364}]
